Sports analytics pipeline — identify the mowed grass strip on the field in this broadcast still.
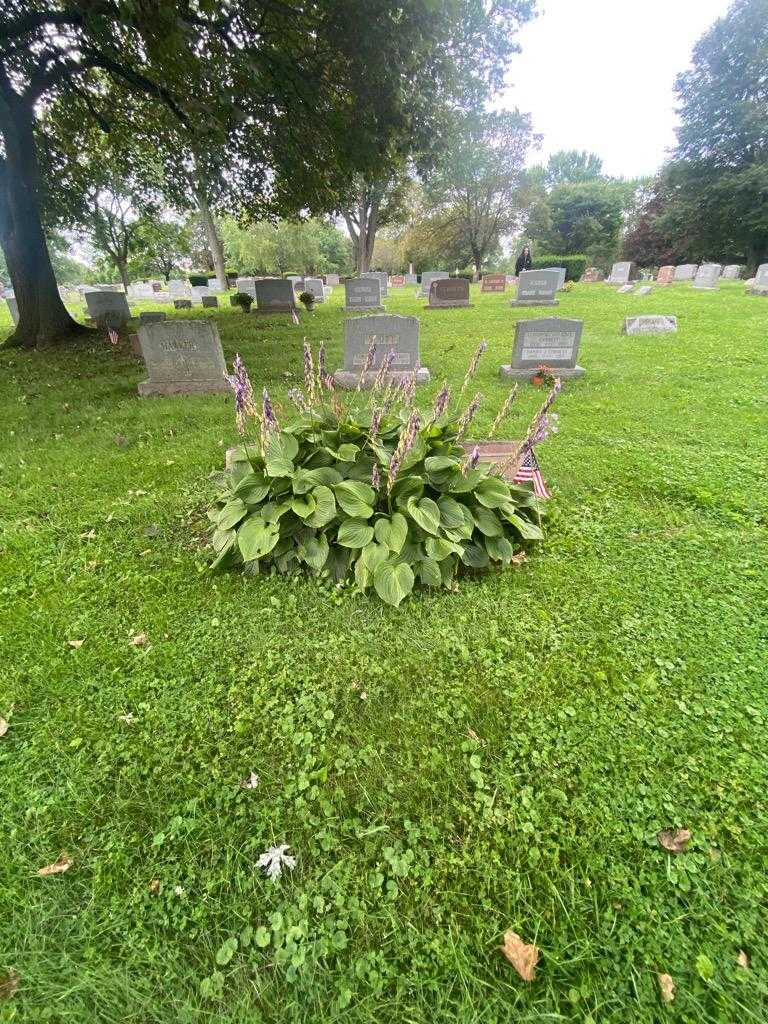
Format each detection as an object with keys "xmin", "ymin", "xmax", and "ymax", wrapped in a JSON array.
[{"xmin": 1, "ymin": 281, "xmax": 767, "ymax": 1022}]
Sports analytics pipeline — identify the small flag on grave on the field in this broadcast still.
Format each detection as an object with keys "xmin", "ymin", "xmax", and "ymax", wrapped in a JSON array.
[
  {"xmin": 513, "ymin": 448, "xmax": 550, "ymax": 499},
  {"xmin": 107, "ymin": 327, "xmax": 120, "ymax": 346}
]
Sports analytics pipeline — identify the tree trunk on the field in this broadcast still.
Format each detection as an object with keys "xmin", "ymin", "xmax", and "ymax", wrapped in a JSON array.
[
  {"xmin": 116, "ymin": 259, "xmax": 130, "ymax": 292},
  {"xmin": 0, "ymin": 95, "xmax": 86, "ymax": 348},
  {"xmin": 195, "ymin": 190, "xmax": 227, "ymax": 290}
]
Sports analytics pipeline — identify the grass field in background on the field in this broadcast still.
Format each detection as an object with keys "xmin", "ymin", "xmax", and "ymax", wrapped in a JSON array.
[{"xmin": 1, "ymin": 281, "xmax": 767, "ymax": 1022}]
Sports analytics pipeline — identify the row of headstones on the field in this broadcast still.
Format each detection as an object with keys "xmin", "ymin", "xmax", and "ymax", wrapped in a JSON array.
[{"xmin": 593, "ymin": 261, "xmax": 768, "ymax": 291}]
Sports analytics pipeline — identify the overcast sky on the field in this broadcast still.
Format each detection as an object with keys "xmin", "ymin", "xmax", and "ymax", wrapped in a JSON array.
[{"xmin": 500, "ymin": 0, "xmax": 733, "ymax": 178}]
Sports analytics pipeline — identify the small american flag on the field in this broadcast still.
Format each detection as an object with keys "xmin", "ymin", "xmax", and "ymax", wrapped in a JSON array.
[
  {"xmin": 513, "ymin": 448, "xmax": 550, "ymax": 498},
  {"xmin": 107, "ymin": 327, "xmax": 119, "ymax": 346},
  {"xmin": 290, "ymin": 308, "xmax": 300, "ymax": 325}
]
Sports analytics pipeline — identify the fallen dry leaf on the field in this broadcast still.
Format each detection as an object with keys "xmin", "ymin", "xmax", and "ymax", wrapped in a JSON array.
[
  {"xmin": 658, "ymin": 973, "xmax": 675, "ymax": 1003},
  {"xmin": 38, "ymin": 853, "xmax": 72, "ymax": 876},
  {"xmin": 0, "ymin": 717, "xmax": 8, "ymax": 738},
  {"xmin": 467, "ymin": 727, "xmax": 485, "ymax": 744},
  {"xmin": 0, "ymin": 969, "xmax": 20, "ymax": 1001},
  {"xmin": 657, "ymin": 828, "xmax": 692, "ymax": 854},
  {"xmin": 510, "ymin": 551, "xmax": 527, "ymax": 566},
  {"xmin": 130, "ymin": 632, "xmax": 148, "ymax": 647},
  {"xmin": 148, "ymin": 879, "xmax": 161, "ymax": 895},
  {"xmin": 79, "ymin": 529, "xmax": 96, "ymax": 540},
  {"xmin": 737, "ymin": 949, "xmax": 750, "ymax": 969},
  {"xmin": 240, "ymin": 772, "xmax": 260, "ymax": 790},
  {"xmin": 117, "ymin": 713, "xmax": 136, "ymax": 725},
  {"xmin": 67, "ymin": 639, "xmax": 84, "ymax": 649},
  {"xmin": 500, "ymin": 930, "xmax": 539, "ymax": 981}
]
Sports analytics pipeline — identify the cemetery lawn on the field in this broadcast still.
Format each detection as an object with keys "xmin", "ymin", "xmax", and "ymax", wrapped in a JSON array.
[{"xmin": 2, "ymin": 282, "xmax": 767, "ymax": 1024}]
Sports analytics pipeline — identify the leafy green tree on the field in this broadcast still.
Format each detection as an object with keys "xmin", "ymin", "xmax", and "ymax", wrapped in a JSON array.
[
  {"xmin": 129, "ymin": 217, "xmax": 192, "ymax": 281},
  {"xmin": 543, "ymin": 150, "xmax": 604, "ymax": 187},
  {"xmin": 666, "ymin": 0, "xmax": 768, "ymax": 269},
  {"xmin": 2, "ymin": 1, "xmax": 525, "ymax": 348},
  {"xmin": 538, "ymin": 181, "xmax": 630, "ymax": 261},
  {"xmin": 220, "ymin": 218, "xmax": 351, "ymax": 276},
  {"xmin": 424, "ymin": 110, "xmax": 537, "ymax": 274}
]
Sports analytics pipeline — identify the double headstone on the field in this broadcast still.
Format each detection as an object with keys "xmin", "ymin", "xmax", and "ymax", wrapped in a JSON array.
[
  {"xmin": 605, "ymin": 262, "xmax": 638, "ymax": 286},
  {"xmin": 426, "ymin": 277, "xmax": 471, "ymax": 308},
  {"xmin": 500, "ymin": 317, "xmax": 585, "ymax": 380},
  {"xmin": 254, "ymin": 279, "xmax": 297, "ymax": 314},
  {"xmin": 418, "ymin": 271, "xmax": 448, "ymax": 298},
  {"xmin": 674, "ymin": 264, "xmax": 698, "ymax": 281},
  {"xmin": 747, "ymin": 264, "xmax": 768, "ymax": 295},
  {"xmin": 137, "ymin": 320, "xmax": 230, "ymax": 397},
  {"xmin": 85, "ymin": 289, "xmax": 131, "ymax": 326},
  {"xmin": 345, "ymin": 277, "xmax": 384, "ymax": 312},
  {"xmin": 656, "ymin": 266, "xmax": 675, "ymax": 285},
  {"xmin": 511, "ymin": 269, "xmax": 559, "ymax": 307},
  {"xmin": 361, "ymin": 271, "xmax": 388, "ymax": 300},
  {"xmin": 481, "ymin": 273, "xmax": 507, "ymax": 293},
  {"xmin": 722, "ymin": 265, "xmax": 743, "ymax": 280},
  {"xmin": 623, "ymin": 315, "xmax": 678, "ymax": 335},
  {"xmin": 333, "ymin": 314, "xmax": 430, "ymax": 388},
  {"xmin": 693, "ymin": 263, "xmax": 721, "ymax": 289}
]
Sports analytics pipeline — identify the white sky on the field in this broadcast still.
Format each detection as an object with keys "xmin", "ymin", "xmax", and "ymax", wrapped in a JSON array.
[{"xmin": 500, "ymin": 0, "xmax": 733, "ymax": 178}]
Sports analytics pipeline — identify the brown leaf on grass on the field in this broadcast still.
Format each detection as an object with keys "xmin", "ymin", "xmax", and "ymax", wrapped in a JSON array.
[
  {"xmin": 130, "ymin": 632, "xmax": 148, "ymax": 647},
  {"xmin": 657, "ymin": 828, "xmax": 692, "ymax": 854},
  {"xmin": 0, "ymin": 717, "xmax": 8, "ymax": 738},
  {"xmin": 467, "ymin": 728, "xmax": 485, "ymax": 744},
  {"xmin": 510, "ymin": 552, "xmax": 527, "ymax": 566},
  {"xmin": 737, "ymin": 950, "xmax": 750, "ymax": 969},
  {"xmin": 67, "ymin": 639, "xmax": 84, "ymax": 649},
  {"xmin": 240, "ymin": 772, "xmax": 260, "ymax": 790},
  {"xmin": 38, "ymin": 853, "xmax": 72, "ymax": 876},
  {"xmin": 658, "ymin": 973, "xmax": 675, "ymax": 1003},
  {"xmin": 500, "ymin": 930, "xmax": 539, "ymax": 981},
  {"xmin": 0, "ymin": 969, "xmax": 20, "ymax": 1001},
  {"xmin": 148, "ymin": 879, "xmax": 161, "ymax": 895}
]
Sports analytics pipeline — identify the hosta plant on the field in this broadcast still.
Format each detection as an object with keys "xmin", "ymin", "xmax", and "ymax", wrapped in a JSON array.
[{"xmin": 207, "ymin": 341, "xmax": 560, "ymax": 606}]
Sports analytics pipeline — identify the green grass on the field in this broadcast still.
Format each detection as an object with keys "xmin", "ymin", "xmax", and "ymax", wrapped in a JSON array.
[{"xmin": 1, "ymin": 282, "xmax": 767, "ymax": 1023}]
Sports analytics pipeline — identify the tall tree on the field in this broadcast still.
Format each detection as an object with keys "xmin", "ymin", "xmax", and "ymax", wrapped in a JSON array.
[
  {"xmin": 86, "ymin": 190, "xmax": 147, "ymax": 290},
  {"xmin": 667, "ymin": 0, "xmax": 768, "ymax": 270},
  {"xmin": 342, "ymin": 172, "xmax": 415, "ymax": 274},
  {"xmin": 424, "ymin": 110, "xmax": 537, "ymax": 275},
  {"xmin": 544, "ymin": 150, "xmax": 604, "ymax": 187},
  {"xmin": 2, "ymin": 1, "xmax": 514, "ymax": 349}
]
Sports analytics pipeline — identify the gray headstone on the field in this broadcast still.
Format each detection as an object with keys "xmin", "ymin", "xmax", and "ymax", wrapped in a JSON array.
[
  {"xmin": 303, "ymin": 277, "xmax": 325, "ymax": 302},
  {"xmin": 202, "ymin": 296, "xmax": 219, "ymax": 308},
  {"xmin": 139, "ymin": 311, "xmax": 167, "ymax": 325},
  {"xmin": 500, "ymin": 317, "xmax": 585, "ymax": 379},
  {"xmin": 207, "ymin": 278, "xmax": 225, "ymax": 293},
  {"xmin": 254, "ymin": 279, "xmax": 296, "ymax": 313},
  {"xmin": 635, "ymin": 286, "xmax": 652, "ymax": 296},
  {"xmin": 5, "ymin": 295, "xmax": 19, "ymax": 324},
  {"xmin": 324, "ymin": 273, "xmax": 340, "ymax": 286},
  {"xmin": 235, "ymin": 277, "xmax": 256, "ymax": 297},
  {"xmin": 404, "ymin": 273, "xmax": 418, "ymax": 285},
  {"xmin": 623, "ymin": 315, "xmax": 678, "ymax": 335},
  {"xmin": 191, "ymin": 285, "xmax": 211, "ymax": 301},
  {"xmin": 747, "ymin": 263, "xmax": 768, "ymax": 294},
  {"xmin": 617, "ymin": 284, "xmax": 635, "ymax": 294},
  {"xmin": 84, "ymin": 289, "xmax": 131, "ymax": 325},
  {"xmin": 553, "ymin": 267, "xmax": 566, "ymax": 290},
  {"xmin": 137, "ymin": 320, "xmax": 230, "ymax": 397},
  {"xmin": 605, "ymin": 261, "xmax": 637, "ymax": 285},
  {"xmin": 674, "ymin": 264, "xmax": 698, "ymax": 281},
  {"xmin": 693, "ymin": 263, "xmax": 721, "ymax": 289},
  {"xmin": 345, "ymin": 277, "xmax": 384, "ymax": 312},
  {"xmin": 361, "ymin": 271, "xmax": 388, "ymax": 299},
  {"xmin": 419, "ymin": 271, "xmax": 449, "ymax": 298},
  {"xmin": 511, "ymin": 269, "xmax": 560, "ymax": 307},
  {"xmin": 426, "ymin": 277, "xmax": 471, "ymax": 308},
  {"xmin": 168, "ymin": 280, "xmax": 190, "ymax": 298},
  {"xmin": 721, "ymin": 265, "xmax": 742, "ymax": 280},
  {"xmin": 174, "ymin": 299, "xmax": 192, "ymax": 310},
  {"xmin": 334, "ymin": 313, "xmax": 430, "ymax": 388}
]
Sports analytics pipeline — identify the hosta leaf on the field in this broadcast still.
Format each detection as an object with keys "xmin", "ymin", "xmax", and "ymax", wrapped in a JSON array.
[
  {"xmin": 437, "ymin": 496, "xmax": 467, "ymax": 530},
  {"xmin": 373, "ymin": 561, "xmax": 415, "ymax": 607},
  {"xmin": 354, "ymin": 556, "xmax": 371, "ymax": 592},
  {"xmin": 391, "ymin": 474, "xmax": 424, "ymax": 506},
  {"xmin": 290, "ymin": 494, "xmax": 317, "ymax": 519},
  {"xmin": 485, "ymin": 534, "xmax": 515, "ymax": 561},
  {"xmin": 504, "ymin": 512, "xmax": 545, "ymax": 541},
  {"xmin": 306, "ymin": 486, "xmax": 337, "ymax": 528},
  {"xmin": 237, "ymin": 518, "xmax": 280, "ymax": 560},
  {"xmin": 218, "ymin": 498, "xmax": 248, "ymax": 531},
  {"xmin": 360, "ymin": 541, "xmax": 389, "ymax": 571},
  {"xmin": 233, "ymin": 472, "xmax": 270, "ymax": 504},
  {"xmin": 334, "ymin": 480, "xmax": 375, "ymax": 518},
  {"xmin": 265, "ymin": 433, "xmax": 298, "ymax": 476},
  {"xmin": 460, "ymin": 542, "xmax": 490, "ymax": 568},
  {"xmin": 475, "ymin": 476, "xmax": 512, "ymax": 508},
  {"xmin": 210, "ymin": 537, "xmax": 237, "ymax": 570},
  {"xmin": 324, "ymin": 546, "xmax": 350, "ymax": 582},
  {"xmin": 261, "ymin": 501, "xmax": 291, "ymax": 524},
  {"xmin": 336, "ymin": 518, "xmax": 375, "ymax": 549},
  {"xmin": 336, "ymin": 443, "xmax": 360, "ymax": 462},
  {"xmin": 374, "ymin": 512, "xmax": 408, "ymax": 553},
  {"xmin": 304, "ymin": 466, "xmax": 343, "ymax": 487},
  {"xmin": 299, "ymin": 534, "xmax": 329, "ymax": 570},
  {"xmin": 448, "ymin": 468, "xmax": 485, "ymax": 493},
  {"xmin": 425, "ymin": 455, "xmax": 459, "ymax": 474},
  {"xmin": 406, "ymin": 497, "xmax": 441, "ymax": 536},
  {"xmin": 472, "ymin": 506, "xmax": 503, "ymax": 537},
  {"xmin": 418, "ymin": 557, "xmax": 442, "ymax": 587},
  {"xmin": 212, "ymin": 527, "xmax": 235, "ymax": 553},
  {"xmin": 425, "ymin": 536, "xmax": 460, "ymax": 560}
]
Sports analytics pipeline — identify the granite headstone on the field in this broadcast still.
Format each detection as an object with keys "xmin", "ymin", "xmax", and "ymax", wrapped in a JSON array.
[
  {"xmin": 623, "ymin": 315, "xmax": 678, "ymax": 335},
  {"xmin": 511, "ymin": 269, "xmax": 559, "ymax": 307},
  {"xmin": 500, "ymin": 317, "xmax": 584, "ymax": 379},
  {"xmin": 674, "ymin": 264, "xmax": 698, "ymax": 281},
  {"xmin": 426, "ymin": 277, "xmax": 471, "ymax": 308},
  {"xmin": 481, "ymin": 273, "xmax": 507, "ymax": 293},
  {"xmin": 137, "ymin": 320, "xmax": 229, "ymax": 397},
  {"xmin": 693, "ymin": 263, "xmax": 721, "ymax": 289},
  {"xmin": 361, "ymin": 271, "xmax": 388, "ymax": 299},
  {"xmin": 254, "ymin": 279, "xmax": 297, "ymax": 313},
  {"xmin": 418, "ymin": 271, "xmax": 449, "ymax": 298},
  {"xmin": 656, "ymin": 266, "xmax": 675, "ymax": 285},
  {"xmin": 84, "ymin": 289, "xmax": 131, "ymax": 325},
  {"xmin": 345, "ymin": 277, "xmax": 384, "ymax": 312},
  {"xmin": 333, "ymin": 313, "xmax": 429, "ymax": 388}
]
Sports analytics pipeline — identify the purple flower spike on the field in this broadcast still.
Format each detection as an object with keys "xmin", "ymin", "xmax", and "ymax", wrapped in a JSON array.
[
  {"xmin": 225, "ymin": 353, "xmax": 256, "ymax": 436},
  {"xmin": 430, "ymin": 381, "xmax": 451, "ymax": 423},
  {"xmin": 459, "ymin": 340, "xmax": 488, "ymax": 400},
  {"xmin": 303, "ymin": 340, "xmax": 315, "ymax": 399},
  {"xmin": 387, "ymin": 409, "xmax": 421, "ymax": 492},
  {"xmin": 456, "ymin": 392, "xmax": 482, "ymax": 440},
  {"xmin": 371, "ymin": 463, "xmax": 381, "ymax": 489},
  {"xmin": 262, "ymin": 387, "xmax": 278, "ymax": 430}
]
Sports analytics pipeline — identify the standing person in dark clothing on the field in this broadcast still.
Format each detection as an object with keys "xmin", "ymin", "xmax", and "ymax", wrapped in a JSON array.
[{"xmin": 515, "ymin": 246, "xmax": 532, "ymax": 275}]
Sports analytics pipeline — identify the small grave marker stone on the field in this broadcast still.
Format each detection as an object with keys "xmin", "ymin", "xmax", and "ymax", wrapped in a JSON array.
[
  {"xmin": 345, "ymin": 277, "xmax": 384, "ymax": 312},
  {"xmin": 481, "ymin": 273, "xmax": 507, "ymax": 293},
  {"xmin": 617, "ymin": 284, "xmax": 635, "ymax": 294},
  {"xmin": 333, "ymin": 313, "xmax": 429, "ymax": 388},
  {"xmin": 174, "ymin": 299, "xmax": 192, "ymax": 310},
  {"xmin": 426, "ymin": 277, "xmax": 471, "ymax": 308},
  {"xmin": 500, "ymin": 317, "xmax": 584, "ymax": 380},
  {"xmin": 511, "ymin": 269, "xmax": 559, "ymax": 306},
  {"xmin": 623, "ymin": 315, "xmax": 678, "ymax": 335},
  {"xmin": 635, "ymin": 286, "xmax": 652, "ymax": 296},
  {"xmin": 139, "ymin": 311, "xmax": 167, "ymax": 325},
  {"xmin": 202, "ymin": 296, "xmax": 219, "ymax": 308},
  {"xmin": 404, "ymin": 272, "xmax": 418, "ymax": 285},
  {"xmin": 137, "ymin": 320, "xmax": 229, "ymax": 397},
  {"xmin": 390, "ymin": 274, "xmax": 405, "ymax": 287},
  {"xmin": 747, "ymin": 263, "xmax": 768, "ymax": 294},
  {"xmin": 303, "ymin": 277, "xmax": 325, "ymax": 303}
]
